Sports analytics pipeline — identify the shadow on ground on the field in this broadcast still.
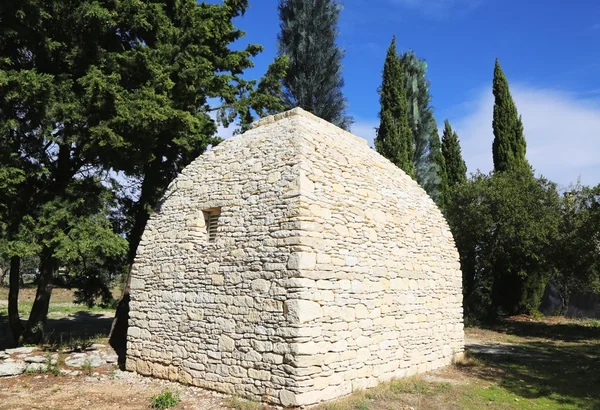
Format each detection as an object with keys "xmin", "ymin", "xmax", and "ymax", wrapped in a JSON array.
[
  {"xmin": 0, "ymin": 311, "xmax": 113, "ymax": 350},
  {"xmin": 466, "ymin": 319, "xmax": 600, "ymax": 409},
  {"xmin": 494, "ymin": 318, "xmax": 600, "ymax": 342}
]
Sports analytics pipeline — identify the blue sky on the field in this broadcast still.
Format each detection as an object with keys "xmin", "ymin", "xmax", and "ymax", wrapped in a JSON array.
[{"xmin": 213, "ymin": 0, "xmax": 600, "ymax": 187}]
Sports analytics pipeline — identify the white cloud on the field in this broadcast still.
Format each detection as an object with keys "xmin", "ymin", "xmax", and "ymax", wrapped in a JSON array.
[
  {"xmin": 452, "ymin": 85, "xmax": 600, "ymax": 187},
  {"xmin": 351, "ymin": 120, "xmax": 378, "ymax": 148}
]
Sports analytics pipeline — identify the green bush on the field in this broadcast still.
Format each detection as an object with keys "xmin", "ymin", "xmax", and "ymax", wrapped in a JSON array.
[
  {"xmin": 445, "ymin": 168, "xmax": 560, "ymax": 319},
  {"xmin": 150, "ymin": 390, "xmax": 181, "ymax": 410}
]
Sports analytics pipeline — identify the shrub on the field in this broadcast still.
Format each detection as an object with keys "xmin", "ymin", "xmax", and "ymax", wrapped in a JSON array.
[{"xmin": 150, "ymin": 390, "xmax": 181, "ymax": 410}]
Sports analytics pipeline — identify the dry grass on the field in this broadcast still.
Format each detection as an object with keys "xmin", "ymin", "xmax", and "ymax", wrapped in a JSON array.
[{"xmin": 453, "ymin": 351, "xmax": 484, "ymax": 368}]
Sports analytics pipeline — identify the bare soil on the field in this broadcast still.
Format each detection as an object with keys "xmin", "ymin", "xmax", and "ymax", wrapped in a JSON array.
[{"xmin": 0, "ymin": 368, "xmax": 227, "ymax": 410}]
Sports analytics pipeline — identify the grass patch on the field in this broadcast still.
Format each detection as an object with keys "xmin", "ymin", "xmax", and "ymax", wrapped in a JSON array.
[
  {"xmin": 81, "ymin": 359, "xmax": 93, "ymax": 376},
  {"xmin": 318, "ymin": 395, "xmax": 372, "ymax": 410},
  {"xmin": 454, "ymin": 351, "xmax": 483, "ymax": 368},
  {"xmin": 318, "ymin": 377, "xmax": 454, "ymax": 410},
  {"xmin": 0, "ymin": 301, "xmax": 113, "ymax": 318},
  {"xmin": 150, "ymin": 389, "xmax": 181, "ymax": 409},
  {"xmin": 389, "ymin": 377, "xmax": 452, "ymax": 395},
  {"xmin": 226, "ymin": 396, "xmax": 270, "ymax": 410}
]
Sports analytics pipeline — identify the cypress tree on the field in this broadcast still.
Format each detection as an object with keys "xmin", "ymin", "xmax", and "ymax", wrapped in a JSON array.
[
  {"xmin": 277, "ymin": 0, "xmax": 353, "ymax": 130},
  {"xmin": 441, "ymin": 120, "xmax": 467, "ymax": 187},
  {"xmin": 492, "ymin": 59, "xmax": 529, "ymax": 172},
  {"xmin": 401, "ymin": 51, "xmax": 443, "ymax": 200},
  {"xmin": 429, "ymin": 126, "xmax": 448, "ymax": 208},
  {"xmin": 375, "ymin": 36, "xmax": 415, "ymax": 178}
]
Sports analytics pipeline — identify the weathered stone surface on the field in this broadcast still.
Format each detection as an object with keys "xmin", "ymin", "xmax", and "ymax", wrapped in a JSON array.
[
  {"xmin": 65, "ymin": 354, "xmax": 103, "ymax": 369},
  {"xmin": 90, "ymin": 343, "xmax": 106, "ymax": 350},
  {"xmin": 25, "ymin": 363, "xmax": 46, "ymax": 372},
  {"xmin": 126, "ymin": 108, "xmax": 464, "ymax": 406},
  {"xmin": 105, "ymin": 354, "xmax": 119, "ymax": 364},
  {"xmin": 24, "ymin": 356, "xmax": 47, "ymax": 363},
  {"xmin": 0, "ymin": 362, "xmax": 26, "ymax": 377},
  {"xmin": 285, "ymin": 300, "xmax": 323, "ymax": 324},
  {"xmin": 5, "ymin": 347, "xmax": 36, "ymax": 355}
]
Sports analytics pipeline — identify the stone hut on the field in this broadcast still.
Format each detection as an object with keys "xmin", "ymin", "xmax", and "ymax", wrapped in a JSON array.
[{"xmin": 126, "ymin": 108, "xmax": 464, "ymax": 407}]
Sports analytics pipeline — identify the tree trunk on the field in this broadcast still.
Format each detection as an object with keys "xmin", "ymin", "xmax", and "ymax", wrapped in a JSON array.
[
  {"xmin": 8, "ymin": 256, "xmax": 22, "ymax": 346},
  {"xmin": 109, "ymin": 161, "xmax": 161, "ymax": 361},
  {"xmin": 561, "ymin": 292, "xmax": 571, "ymax": 316},
  {"xmin": 109, "ymin": 198, "xmax": 151, "ymax": 350},
  {"xmin": 21, "ymin": 251, "xmax": 55, "ymax": 344},
  {"xmin": 0, "ymin": 267, "xmax": 6, "ymax": 287}
]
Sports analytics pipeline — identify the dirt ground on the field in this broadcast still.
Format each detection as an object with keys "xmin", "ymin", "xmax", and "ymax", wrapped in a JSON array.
[{"xmin": 0, "ymin": 367, "xmax": 228, "ymax": 410}]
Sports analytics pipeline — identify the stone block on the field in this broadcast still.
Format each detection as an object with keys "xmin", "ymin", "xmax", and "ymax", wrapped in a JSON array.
[
  {"xmin": 287, "ymin": 252, "xmax": 317, "ymax": 270},
  {"xmin": 284, "ymin": 299, "xmax": 323, "ymax": 324}
]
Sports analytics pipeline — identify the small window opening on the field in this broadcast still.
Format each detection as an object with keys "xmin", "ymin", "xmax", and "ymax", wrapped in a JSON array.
[{"xmin": 204, "ymin": 208, "xmax": 221, "ymax": 242}]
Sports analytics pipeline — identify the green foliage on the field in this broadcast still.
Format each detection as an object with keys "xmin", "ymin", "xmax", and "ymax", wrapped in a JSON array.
[
  {"xmin": 401, "ymin": 51, "xmax": 444, "ymax": 203},
  {"xmin": 375, "ymin": 36, "xmax": 415, "ymax": 178},
  {"xmin": 441, "ymin": 120, "xmax": 467, "ymax": 188},
  {"xmin": 1, "ymin": 0, "xmax": 286, "ymax": 345},
  {"xmin": 551, "ymin": 183, "xmax": 600, "ymax": 311},
  {"xmin": 446, "ymin": 169, "xmax": 560, "ymax": 318},
  {"xmin": 150, "ymin": 390, "xmax": 181, "ymax": 410},
  {"xmin": 277, "ymin": 0, "xmax": 353, "ymax": 129},
  {"xmin": 492, "ymin": 59, "xmax": 529, "ymax": 173},
  {"xmin": 81, "ymin": 358, "xmax": 93, "ymax": 376}
]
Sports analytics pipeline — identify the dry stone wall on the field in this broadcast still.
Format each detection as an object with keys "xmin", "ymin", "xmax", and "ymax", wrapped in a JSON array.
[{"xmin": 126, "ymin": 108, "xmax": 464, "ymax": 407}]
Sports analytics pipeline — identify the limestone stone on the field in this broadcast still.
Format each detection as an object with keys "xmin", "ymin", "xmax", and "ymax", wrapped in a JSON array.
[
  {"xmin": 0, "ymin": 362, "xmax": 26, "ymax": 377},
  {"xmin": 126, "ymin": 108, "xmax": 464, "ymax": 407},
  {"xmin": 26, "ymin": 363, "xmax": 46, "ymax": 372},
  {"xmin": 284, "ymin": 300, "xmax": 323, "ymax": 324},
  {"xmin": 24, "ymin": 356, "xmax": 47, "ymax": 364},
  {"xmin": 5, "ymin": 347, "xmax": 35, "ymax": 355},
  {"xmin": 287, "ymin": 252, "xmax": 316, "ymax": 270},
  {"xmin": 218, "ymin": 335, "xmax": 235, "ymax": 352}
]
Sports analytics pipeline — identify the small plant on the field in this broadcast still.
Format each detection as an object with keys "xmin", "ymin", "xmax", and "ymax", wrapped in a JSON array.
[
  {"xmin": 108, "ymin": 364, "xmax": 118, "ymax": 379},
  {"xmin": 81, "ymin": 358, "xmax": 93, "ymax": 376},
  {"xmin": 25, "ymin": 354, "xmax": 63, "ymax": 376},
  {"xmin": 46, "ymin": 353, "xmax": 63, "ymax": 376},
  {"xmin": 530, "ymin": 311, "xmax": 544, "ymax": 320},
  {"xmin": 454, "ymin": 351, "xmax": 483, "ymax": 368},
  {"xmin": 588, "ymin": 320, "xmax": 600, "ymax": 328},
  {"xmin": 150, "ymin": 389, "xmax": 181, "ymax": 410}
]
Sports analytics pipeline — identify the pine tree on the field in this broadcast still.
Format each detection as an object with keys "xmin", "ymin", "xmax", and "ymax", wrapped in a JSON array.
[
  {"xmin": 441, "ymin": 120, "xmax": 467, "ymax": 187},
  {"xmin": 401, "ymin": 51, "xmax": 443, "ymax": 200},
  {"xmin": 492, "ymin": 59, "xmax": 529, "ymax": 173},
  {"xmin": 375, "ymin": 36, "xmax": 415, "ymax": 178},
  {"xmin": 277, "ymin": 0, "xmax": 353, "ymax": 130}
]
